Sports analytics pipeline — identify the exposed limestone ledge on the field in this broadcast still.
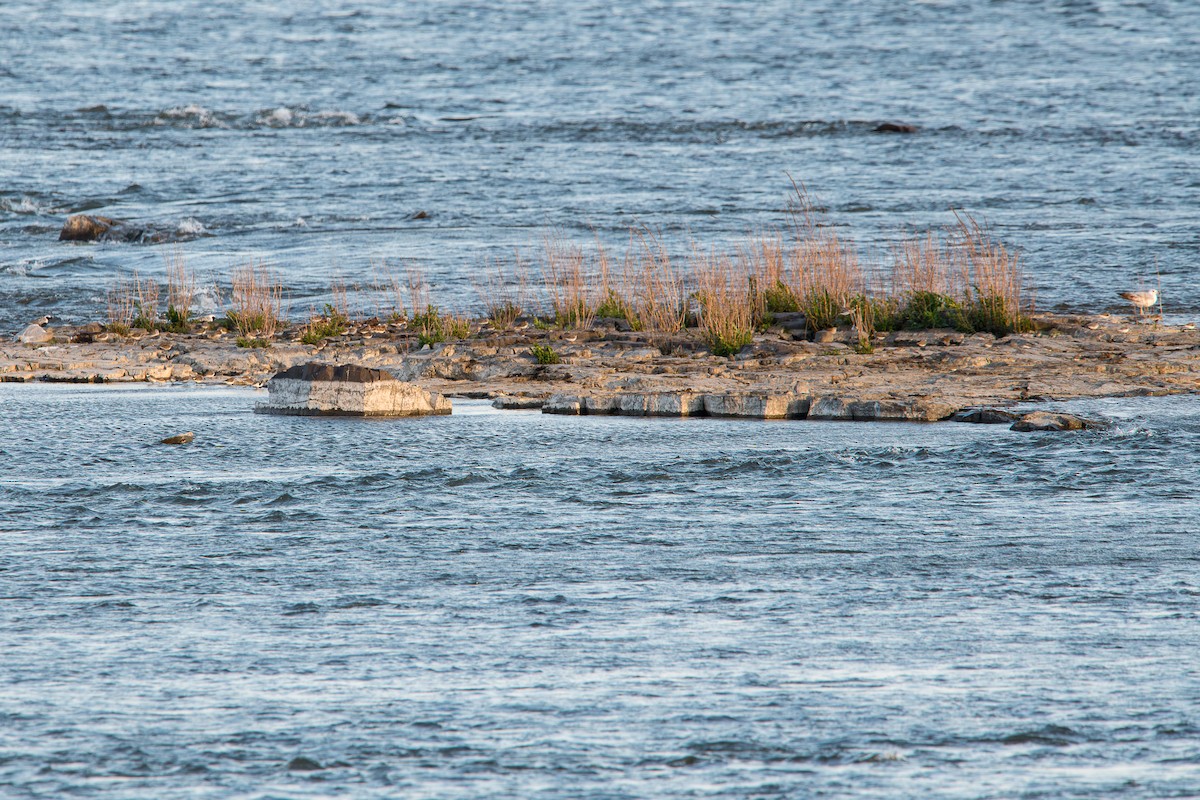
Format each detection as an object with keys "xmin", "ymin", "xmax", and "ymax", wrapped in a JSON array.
[
  {"xmin": 255, "ymin": 363, "xmax": 451, "ymax": 417},
  {"xmin": 1, "ymin": 313, "xmax": 1197, "ymax": 425}
]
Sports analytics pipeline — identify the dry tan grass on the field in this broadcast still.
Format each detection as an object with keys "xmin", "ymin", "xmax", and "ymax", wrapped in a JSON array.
[
  {"xmin": 692, "ymin": 247, "xmax": 754, "ymax": 356},
  {"xmin": 475, "ymin": 254, "xmax": 528, "ymax": 330},
  {"xmin": 229, "ymin": 262, "xmax": 283, "ymax": 338},
  {"xmin": 165, "ymin": 248, "xmax": 195, "ymax": 323},
  {"xmin": 626, "ymin": 227, "xmax": 687, "ymax": 333},
  {"xmin": 105, "ymin": 276, "xmax": 136, "ymax": 334},
  {"xmin": 541, "ymin": 233, "xmax": 598, "ymax": 329},
  {"xmin": 892, "ymin": 232, "xmax": 960, "ymax": 299},
  {"xmin": 132, "ymin": 271, "xmax": 160, "ymax": 327}
]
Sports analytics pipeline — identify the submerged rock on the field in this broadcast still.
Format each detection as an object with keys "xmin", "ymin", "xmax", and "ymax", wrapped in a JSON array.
[
  {"xmin": 16, "ymin": 324, "xmax": 53, "ymax": 344},
  {"xmin": 1010, "ymin": 411, "xmax": 1099, "ymax": 432},
  {"xmin": 287, "ymin": 757, "xmax": 322, "ymax": 772},
  {"xmin": 875, "ymin": 122, "xmax": 919, "ymax": 133},
  {"xmin": 160, "ymin": 431, "xmax": 195, "ymax": 445},
  {"xmin": 58, "ymin": 213, "xmax": 198, "ymax": 244},
  {"xmin": 256, "ymin": 362, "xmax": 451, "ymax": 416}
]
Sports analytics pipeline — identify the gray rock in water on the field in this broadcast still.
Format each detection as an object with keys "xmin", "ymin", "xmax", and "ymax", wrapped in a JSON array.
[
  {"xmin": 1010, "ymin": 411, "xmax": 1098, "ymax": 432},
  {"xmin": 287, "ymin": 757, "xmax": 322, "ymax": 772},
  {"xmin": 17, "ymin": 324, "xmax": 53, "ymax": 344},
  {"xmin": 256, "ymin": 362, "xmax": 451, "ymax": 416},
  {"xmin": 950, "ymin": 407, "xmax": 1022, "ymax": 424},
  {"xmin": 160, "ymin": 431, "xmax": 195, "ymax": 445},
  {"xmin": 491, "ymin": 395, "xmax": 544, "ymax": 410}
]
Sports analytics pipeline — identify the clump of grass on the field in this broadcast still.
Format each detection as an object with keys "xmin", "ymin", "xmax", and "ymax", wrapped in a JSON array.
[
  {"xmin": 542, "ymin": 234, "xmax": 599, "ymax": 330},
  {"xmin": 899, "ymin": 290, "xmax": 963, "ymax": 330},
  {"xmin": 530, "ymin": 343, "xmax": 561, "ymax": 364},
  {"xmin": 744, "ymin": 234, "xmax": 800, "ymax": 322},
  {"xmin": 236, "ymin": 336, "xmax": 270, "ymax": 348},
  {"xmin": 888, "ymin": 216, "xmax": 1031, "ymax": 336},
  {"xmin": 781, "ymin": 187, "xmax": 864, "ymax": 334},
  {"xmin": 844, "ymin": 295, "xmax": 879, "ymax": 354},
  {"xmin": 595, "ymin": 289, "xmax": 637, "ymax": 324},
  {"xmin": 693, "ymin": 249, "xmax": 754, "ymax": 357},
  {"xmin": 410, "ymin": 306, "xmax": 446, "ymax": 347},
  {"xmin": 476, "ymin": 256, "xmax": 527, "ymax": 330},
  {"xmin": 228, "ymin": 262, "xmax": 283, "ymax": 339},
  {"xmin": 952, "ymin": 212, "xmax": 1031, "ymax": 336},
  {"xmin": 300, "ymin": 303, "xmax": 350, "ymax": 345},
  {"xmin": 624, "ymin": 227, "xmax": 687, "ymax": 332},
  {"xmin": 408, "ymin": 302, "xmax": 470, "ymax": 347},
  {"xmin": 105, "ymin": 275, "xmax": 136, "ymax": 335},
  {"xmin": 131, "ymin": 272, "xmax": 161, "ymax": 331},
  {"xmin": 164, "ymin": 248, "xmax": 195, "ymax": 332}
]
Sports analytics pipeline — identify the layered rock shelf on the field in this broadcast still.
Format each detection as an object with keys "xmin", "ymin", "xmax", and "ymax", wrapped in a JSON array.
[
  {"xmin": 2, "ymin": 313, "xmax": 1197, "ymax": 424},
  {"xmin": 256, "ymin": 363, "xmax": 451, "ymax": 417}
]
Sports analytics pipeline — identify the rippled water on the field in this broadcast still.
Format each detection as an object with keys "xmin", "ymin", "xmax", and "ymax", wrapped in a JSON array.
[
  {"xmin": 2, "ymin": 0, "xmax": 1199, "ymax": 329},
  {"xmin": 2, "ymin": 384, "xmax": 1199, "ymax": 797}
]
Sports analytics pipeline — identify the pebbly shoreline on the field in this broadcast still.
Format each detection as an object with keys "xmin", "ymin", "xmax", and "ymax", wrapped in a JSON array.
[{"xmin": 3, "ymin": 313, "xmax": 1197, "ymax": 422}]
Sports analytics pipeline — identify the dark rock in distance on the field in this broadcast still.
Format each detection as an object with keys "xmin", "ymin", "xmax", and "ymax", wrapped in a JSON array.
[
  {"xmin": 874, "ymin": 122, "xmax": 919, "ymax": 134},
  {"xmin": 287, "ymin": 757, "xmax": 322, "ymax": 772}
]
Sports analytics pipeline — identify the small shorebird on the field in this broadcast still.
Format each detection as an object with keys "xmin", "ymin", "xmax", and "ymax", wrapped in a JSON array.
[
  {"xmin": 1119, "ymin": 289, "xmax": 1158, "ymax": 316},
  {"xmin": 30, "ymin": 315, "xmax": 52, "ymax": 326}
]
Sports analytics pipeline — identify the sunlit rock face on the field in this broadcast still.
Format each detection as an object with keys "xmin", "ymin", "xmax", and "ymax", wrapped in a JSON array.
[{"xmin": 256, "ymin": 363, "xmax": 451, "ymax": 417}]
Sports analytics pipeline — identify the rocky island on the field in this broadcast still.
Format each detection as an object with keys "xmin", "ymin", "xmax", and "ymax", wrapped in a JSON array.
[{"xmin": 3, "ymin": 311, "xmax": 1195, "ymax": 426}]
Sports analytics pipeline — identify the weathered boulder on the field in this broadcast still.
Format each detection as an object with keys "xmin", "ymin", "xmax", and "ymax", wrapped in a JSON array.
[
  {"xmin": 160, "ymin": 431, "xmax": 194, "ymax": 445},
  {"xmin": 949, "ymin": 407, "xmax": 1022, "ymax": 425},
  {"xmin": 57, "ymin": 214, "xmax": 162, "ymax": 242},
  {"xmin": 16, "ymin": 324, "xmax": 53, "ymax": 344},
  {"xmin": 1010, "ymin": 411, "xmax": 1098, "ymax": 432},
  {"xmin": 58, "ymin": 214, "xmax": 187, "ymax": 244},
  {"xmin": 256, "ymin": 363, "xmax": 451, "ymax": 416}
]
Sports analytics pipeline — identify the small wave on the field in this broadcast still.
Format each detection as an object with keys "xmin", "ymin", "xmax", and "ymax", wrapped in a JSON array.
[
  {"xmin": 152, "ymin": 104, "xmax": 228, "ymax": 129},
  {"xmin": 254, "ymin": 107, "xmax": 362, "ymax": 128},
  {"xmin": 0, "ymin": 196, "xmax": 45, "ymax": 215},
  {"xmin": 174, "ymin": 217, "xmax": 208, "ymax": 237}
]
